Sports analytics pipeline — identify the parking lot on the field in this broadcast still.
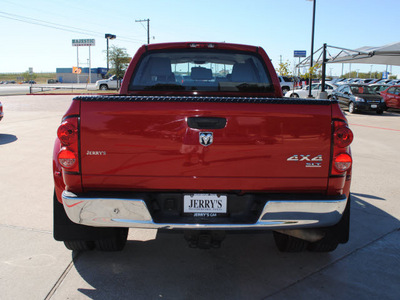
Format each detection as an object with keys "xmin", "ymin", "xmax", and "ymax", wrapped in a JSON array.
[{"xmin": 0, "ymin": 95, "xmax": 399, "ymax": 300}]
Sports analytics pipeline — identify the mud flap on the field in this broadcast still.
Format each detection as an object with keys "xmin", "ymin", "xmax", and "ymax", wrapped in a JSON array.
[{"xmin": 53, "ymin": 191, "xmax": 125, "ymax": 242}]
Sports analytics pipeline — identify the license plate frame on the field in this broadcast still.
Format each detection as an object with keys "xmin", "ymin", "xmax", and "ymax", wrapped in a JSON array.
[
  {"xmin": 183, "ymin": 194, "xmax": 227, "ymax": 214},
  {"xmin": 371, "ymin": 104, "xmax": 378, "ymax": 109}
]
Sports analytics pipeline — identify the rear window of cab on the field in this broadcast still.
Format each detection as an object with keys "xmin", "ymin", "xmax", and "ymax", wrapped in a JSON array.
[{"xmin": 129, "ymin": 50, "xmax": 274, "ymax": 93}]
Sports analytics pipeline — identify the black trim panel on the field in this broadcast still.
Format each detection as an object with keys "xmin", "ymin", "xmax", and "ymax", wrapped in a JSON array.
[{"xmin": 74, "ymin": 95, "xmax": 335, "ymax": 105}]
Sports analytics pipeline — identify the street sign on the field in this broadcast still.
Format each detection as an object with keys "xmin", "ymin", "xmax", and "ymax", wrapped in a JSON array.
[
  {"xmin": 72, "ymin": 39, "xmax": 95, "ymax": 47},
  {"xmin": 382, "ymin": 71, "xmax": 389, "ymax": 79},
  {"xmin": 294, "ymin": 50, "xmax": 307, "ymax": 58}
]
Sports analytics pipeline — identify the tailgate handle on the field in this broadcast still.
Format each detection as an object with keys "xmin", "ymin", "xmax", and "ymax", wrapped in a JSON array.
[{"xmin": 187, "ymin": 117, "xmax": 227, "ymax": 129}]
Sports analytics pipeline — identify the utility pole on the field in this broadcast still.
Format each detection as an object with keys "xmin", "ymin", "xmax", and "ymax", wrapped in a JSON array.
[{"xmin": 136, "ymin": 19, "xmax": 150, "ymax": 44}]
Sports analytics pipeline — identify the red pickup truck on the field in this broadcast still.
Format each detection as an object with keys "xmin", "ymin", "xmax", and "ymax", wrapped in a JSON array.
[
  {"xmin": 0, "ymin": 101, "xmax": 3, "ymax": 122},
  {"xmin": 53, "ymin": 42, "xmax": 353, "ymax": 252}
]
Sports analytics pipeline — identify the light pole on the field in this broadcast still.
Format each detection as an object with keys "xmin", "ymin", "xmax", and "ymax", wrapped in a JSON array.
[
  {"xmin": 105, "ymin": 33, "xmax": 116, "ymax": 72},
  {"xmin": 307, "ymin": 0, "xmax": 316, "ymax": 98}
]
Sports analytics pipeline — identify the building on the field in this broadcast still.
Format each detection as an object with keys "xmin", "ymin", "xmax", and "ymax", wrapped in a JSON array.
[{"xmin": 56, "ymin": 67, "xmax": 108, "ymax": 83}]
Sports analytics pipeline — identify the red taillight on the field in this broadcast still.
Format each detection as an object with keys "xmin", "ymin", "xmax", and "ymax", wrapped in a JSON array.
[
  {"xmin": 331, "ymin": 120, "xmax": 353, "ymax": 175},
  {"xmin": 334, "ymin": 125, "xmax": 353, "ymax": 148},
  {"xmin": 58, "ymin": 148, "xmax": 77, "ymax": 169},
  {"xmin": 57, "ymin": 117, "xmax": 79, "ymax": 173},
  {"xmin": 334, "ymin": 153, "xmax": 352, "ymax": 172},
  {"xmin": 57, "ymin": 121, "xmax": 77, "ymax": 146}
]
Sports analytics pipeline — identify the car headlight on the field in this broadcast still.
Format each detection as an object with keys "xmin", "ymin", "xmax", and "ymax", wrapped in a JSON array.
[{"xmin": 354, "ymin": 97, "xmax": 365, "ymax": 102}]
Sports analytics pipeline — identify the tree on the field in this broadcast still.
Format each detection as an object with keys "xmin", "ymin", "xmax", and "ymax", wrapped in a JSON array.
[
  {"xmin": 107, "ymin": 46, "xmax": 131, "ymax": 79},
  {"xmin": 304, "ymin": 63, "xmax": 321, "ymax": 79},
  {"xmin": 22, "ymin": 70, "xmax": 37, "ymax": 81},
  {"xmin": 276, "ymin": 61, "xmax": 291, "ymax": 76}
]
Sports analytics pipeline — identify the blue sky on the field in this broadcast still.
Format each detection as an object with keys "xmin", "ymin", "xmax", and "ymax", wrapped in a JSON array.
[{"xmin": 1, "ymin": 0, "xmax": 399, "ymax": 77}]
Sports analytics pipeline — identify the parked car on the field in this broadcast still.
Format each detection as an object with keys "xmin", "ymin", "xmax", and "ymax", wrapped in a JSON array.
[
  {"xmin": 374, "ymin": 79, "xmax": 393, "ymax": 85},
  {"xmin": 369, "ymin": 84, "xmax": 391, "ymax": 94},
  {"xmin": 0, "ymin": 101, "xmax": 3, "ymax": 122},
  {"xmin": 278, "ymin": 76, "xmax": 294, "ymax": 94},
  {"xmin": 331, "ymin": 78, "xmax": 346, "ymax": 85},
  {"xmin": 285, "ymin": 82, "xmax": 337, "ymax": 98},
  {"xmin": 380, "ymin": 85, "xmax": 400, "ymax": 110},
  {"xmin": 336, "ymin": 78, "xmax": 352, "ymax": 85},
  {"xmin": 365, "ymin": 79, "xmax": 380, "ymax": 85},
  {"xmin": 95, "ymin": 75, "xmax": 121, "ymax": 90},
  {"xmin": 331, "ymin": 84, "xmax": 386, "ymax": 114},
  {"xmin": 48, "ymin": 79, "xmax": 59, "ymax": 84},
  {"xmin": 361, "ymin": 79, "xmax": 375, "ymax": 84},
  {"xmin": 386, "ymin": 79, "xmax": 400, "ymax": 86}
]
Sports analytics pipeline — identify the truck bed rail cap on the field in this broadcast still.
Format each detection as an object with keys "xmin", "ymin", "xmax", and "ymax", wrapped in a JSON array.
[{"xmin": 73, "ymin": 95, "xmax": 335, "ymax": 105}]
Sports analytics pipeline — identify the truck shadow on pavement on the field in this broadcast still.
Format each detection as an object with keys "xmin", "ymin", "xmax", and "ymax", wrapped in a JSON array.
[
  {"xmin": 70, "ymin": 194, "xmax": 400, "ymax": 300},
  {"xmin": 0, "ymin": 134, "xmax": 17, "ymax": 145}
]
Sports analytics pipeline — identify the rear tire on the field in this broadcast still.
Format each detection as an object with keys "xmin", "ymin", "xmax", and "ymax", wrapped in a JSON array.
[
  {"xmin": 64, "ymin": 240, "xmax": 95, "ymax": 251},
  {"xmin": 100, "ymin": 84, "xmax": 108, "ymax": 90},
  {"xmin": 308, "ymin": 194, "xmax": 351, "ymax": 252},
  {"xmin": 95, "ymin": 228, "xmax": 129, "ymax": 251},
  {"xmin": 307, "ymin": 240, "xmax": 338, "ymax": 252},
  {"xmin": 54, "ymin": 190, "xmax": 128, "ymax": 252},
  {"xmin": 273, "ymin": 231, "xmax": 309, "ymax": 252}
]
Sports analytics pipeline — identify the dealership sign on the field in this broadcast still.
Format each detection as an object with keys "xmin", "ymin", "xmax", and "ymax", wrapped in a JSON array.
[
  {"xmin": 72, "ymin": 39, "xmax": 95, "ymax": 47},
  {"xmin": 294, "ymin": 50, "xmax": 307, "ymax": 57}
]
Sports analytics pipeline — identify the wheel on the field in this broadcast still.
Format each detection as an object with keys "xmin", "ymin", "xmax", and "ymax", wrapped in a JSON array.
[
  {"xmin": 376, "ymin": 109, "xmax": 383, "ymax": 115},
  {"xmin": 64, "ymin": 240, "xmax": 95, "ymax": 251},
  {"xmin": 293, "ymin": 93, "xmax": 299, "ymax": 98},
  {"xmin": 273, "ymin": 231, "xmax": 309, "ymax": 252},
  {"xmin": 308, "ymin": 194, "xmax": 351, "ymax": 253},
  {"xmin": 307, "ymin": 239, "xmax": 339, "ymax": 252},
  {"xmin": 100, "ymin": 84, "xmax": 108, "ymax": 90},
  {"xmin": 348, "ymin": 102, "xmax": 355, "ymax": 114},
  {"xmin": 94, "ymin": 228, "xmax": 129, "ymax": 251},
  {"xmin": 54, "ymin": 190, "xmax": 128, "ymax": 252}
]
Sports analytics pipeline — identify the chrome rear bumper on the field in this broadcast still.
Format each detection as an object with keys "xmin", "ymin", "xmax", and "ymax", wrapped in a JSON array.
[{"xmin": 62, "ymin": 191, "xmax": 347, "ymax": 230}]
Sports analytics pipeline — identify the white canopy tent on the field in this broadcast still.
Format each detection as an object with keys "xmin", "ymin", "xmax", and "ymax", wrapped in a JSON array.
[
  {"xmin": 296, "ymin": 42, "xmax": 400, "ymax": 98},
  {"xmin": 326, "ymin": 42, "xmax": 400, "ymax": 66},
  {"xmin": 297, "ymin": 41, "xmax": 400, "ymax": 68}
]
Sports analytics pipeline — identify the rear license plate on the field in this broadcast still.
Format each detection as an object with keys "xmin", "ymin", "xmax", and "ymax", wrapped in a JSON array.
[
  {"xmin": 184, "ymin": 194, "xmax": 227, "ymax": 214},
  {"xmin": 371, "ymin": 104, "xmax": 378, "ymax": 108}
]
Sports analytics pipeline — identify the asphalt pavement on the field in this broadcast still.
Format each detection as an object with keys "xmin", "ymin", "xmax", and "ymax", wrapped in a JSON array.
[{"xmin": 0, "ymin": 94, "xmax": 399, "ymax": 300}]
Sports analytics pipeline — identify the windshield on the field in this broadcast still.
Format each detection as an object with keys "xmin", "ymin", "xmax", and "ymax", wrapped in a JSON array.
[
  {"xmin": 129, "ymin": 50, "xmax": 274, "ymax": 93},
  {"xmin": 350, "ymin": 85, "xmax": 375, "ymax": 95}
]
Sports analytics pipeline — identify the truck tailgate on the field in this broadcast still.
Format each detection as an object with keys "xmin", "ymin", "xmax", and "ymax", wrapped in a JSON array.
[{"xmin": 79, "ymin": 97, "xmax": 332, "ymax": 193}]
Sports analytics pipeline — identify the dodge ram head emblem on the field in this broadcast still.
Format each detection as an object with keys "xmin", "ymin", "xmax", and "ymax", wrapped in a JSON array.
[{"xmin": 199, "ymin": 132, "xmax": 213, "ymax": 146}]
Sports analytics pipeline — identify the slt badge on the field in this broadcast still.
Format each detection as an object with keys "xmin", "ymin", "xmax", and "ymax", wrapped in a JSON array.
[{"xmin": 287, "ymin": 154, "xmax": 323, "ymax": 168}]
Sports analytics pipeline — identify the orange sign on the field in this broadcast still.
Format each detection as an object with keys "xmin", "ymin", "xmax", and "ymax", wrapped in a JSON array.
[{"xmin": 72, "ymin": 67, "xmax": 82, "ymax": 74}]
